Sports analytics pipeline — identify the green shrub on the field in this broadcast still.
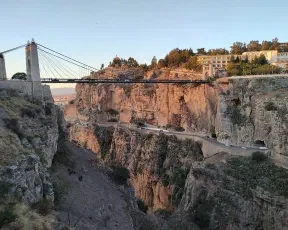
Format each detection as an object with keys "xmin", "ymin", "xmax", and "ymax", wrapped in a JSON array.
[
  {"xmin": 264, "ymin": 101, "xmax": 277, "ymax": 111},
  {"xmin": 175, "ymin": 127, "xmax": 185, "ymax": 132},
  {"xmin": 193, "ymin": 200, "xmax": 215, "ymax": 229},
  {"xmin": 45, "ymin": 105, "xmax": 52, "ymax": 116},
  {"xmin": 224, "ymin": 156, "xmax": 288, "ymax": 198},
  {"xmin": 0, "ymin": 181, "xmax": 13, "ymax": 197},
  {"xmin": 20, "ymin": 107, "xmax": 37, "ymax": 118},
  {"xmin": 252, "ymin": 151, "xmax": 268, "ymax": 163},
  {"xmin": 137, "ymin": 199, "xmax": 148, "ymax": 213},
  {"xmin": 161, "ymin": 174, "xmax": 170, "ymax": 187},
  {"xmin": 231, "ymin": 108, "xmax": 247, "ymax": 125},
  {"xmin": 110, "ymin": 166, "xmax": 130, "ymax": 185},
  {"xmin": 31, "ymin": 199, "xmax": 53, "ymax": 216},
  {"xmin": 4, "ymin": 118, "xmax": 25, "ymax": 139},
  {"xmin": 171, "ymin": 167, "xmax": 189, "ymax": 205},
  {"xmin": 0, "ymin": 203, "xmax": 17, "ymax": 228}
]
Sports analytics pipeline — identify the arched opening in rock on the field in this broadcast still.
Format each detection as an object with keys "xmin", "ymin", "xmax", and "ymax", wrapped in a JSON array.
[
  {"xmin": 211, "ymin": 133, "xmax": 217, "ymax": 138},
  {"xmin": 231, "ymin": 98, "xmax": 241, "ymax": 106},
  {"xmin": 254, "ymin": 140, "xmax": 266, "ymax": 147},
  {"xmin": 210, "ymin": 126, "xmax": 217, "ymax": 138}
]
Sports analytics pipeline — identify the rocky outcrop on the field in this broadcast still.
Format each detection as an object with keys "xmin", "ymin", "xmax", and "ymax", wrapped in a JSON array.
[
  {"xmin": 180, "ymin": 157, "xmax": 288, "ymax": 230},
  {"xmin": 0, "ymin": 88, "xmax": 66, "ymax": 205},
  {"xmin": 216, "ymin": 76, "xmax": 288, "ymax": 166}
]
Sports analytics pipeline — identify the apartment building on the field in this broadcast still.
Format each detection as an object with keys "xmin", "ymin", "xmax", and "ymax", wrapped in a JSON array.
[{"xmin": 197, "ymin": 55, "xmax": 242, "ymax": 69}]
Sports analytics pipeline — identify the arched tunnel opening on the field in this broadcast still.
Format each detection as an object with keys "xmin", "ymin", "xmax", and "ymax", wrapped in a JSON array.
[{"xmin": 254, "ymin": 140, "xmax": 266, "ymax": 147}]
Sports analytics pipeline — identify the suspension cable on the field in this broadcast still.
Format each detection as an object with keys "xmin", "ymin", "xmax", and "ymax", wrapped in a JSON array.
[
  {"xmin": 39, "ymin": 49, "xmax": 76, "ymax": 78},
  {"xmin": 38, "ymin": 47, "xmax": 95, "ymax": 73},
  {"xmin": 0, "ymin": 44, "xmax": 26, "ymax": 55},
  {"xmin": 39, "ymin": 50, "xmax": 59, "ymax": 78},
  {"xmin": 37, "ymin": 43, "xmax": 98, "ymax": 71}
]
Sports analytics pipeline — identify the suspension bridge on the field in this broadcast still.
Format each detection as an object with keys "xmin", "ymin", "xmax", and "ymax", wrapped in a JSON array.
[{"xmin": 0, "ymin": 39, "xmax": 209, "ymax": 84}]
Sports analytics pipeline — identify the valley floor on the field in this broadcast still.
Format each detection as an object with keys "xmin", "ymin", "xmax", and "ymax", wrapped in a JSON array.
[{"xmin": 51, "ymin": 142, "xmax": 136, "ymax": 230}]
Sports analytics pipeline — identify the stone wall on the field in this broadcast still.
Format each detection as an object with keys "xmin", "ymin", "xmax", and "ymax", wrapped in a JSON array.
[{"xmin": 0, "ymin": 80, "xmax": 43, "ymax": 101}]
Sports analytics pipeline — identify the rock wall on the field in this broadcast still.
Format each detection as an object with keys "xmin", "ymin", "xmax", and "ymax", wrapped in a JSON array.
[
  {"xmin": 69, "ymin": 124, "xmax": 203, "ymax": 211},
  {"xmin": 68, "ymin": 123, "xmax": 288, "ymax": 230},
  {"xmin": 66, "ymin": 70, "xmax": 288, "ymax": 164},
  {"xmin": 216, "ymin": 76, "xmax": 288, "ymax": 166},
  {"xmin": 0, "ymin": 87, "xmax": 66, "ymax": 204},
  {"xmin": 69, "ymin": 67, "xmax": 217, "ymax": 136},
  {"xmin": 0, "ymin": 80, "xmax": 44, "ymax": 101}
]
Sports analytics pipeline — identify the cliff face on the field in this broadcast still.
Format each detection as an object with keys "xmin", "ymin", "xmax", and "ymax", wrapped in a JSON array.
[
  {"xmin": 216, "ymin": 76, "xmax": 288, "ymax": 166},
  {"xmin": 69, "ymin": 124, "xmax": 203, "ymax": 211},
  {"xmin": 66, "ymin": 69, "xmax": 288, "ymax": 164},
  {"xmin": 68, "ymin": 124, "xmax": 288, "ymax": 230},
  {"xmin": 180, "ymin": 158, "xmax": 288, "ymax": 230},
  {"xmin": 68, "ymin": 67, "xmax": 217, "ymax": 135},
  {"xmin": 0, "ymin": 88, "xmax": 66, "ymax": 205},
  {"xmin": 65, "ymin": 69, "xmax": 288, "ymax": 229}
]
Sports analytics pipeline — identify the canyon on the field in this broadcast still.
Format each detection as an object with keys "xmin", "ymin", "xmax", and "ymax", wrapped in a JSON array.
[
  {"xmin": 1, "ymin": 66, "xmax": 288, "ymax": 229},
  {"xmin": 65, "ymin": 67, "xmax": 288, "ymax": 229}
]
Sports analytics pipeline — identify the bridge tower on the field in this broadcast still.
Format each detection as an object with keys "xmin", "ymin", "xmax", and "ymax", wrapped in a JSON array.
[
  {"xmin": 26, "ymin": 39, "xmax": 41, "ymax": 81},
  {"xmin": 0, "ymin": 54, "xmax": 7, "ymax": 81}
]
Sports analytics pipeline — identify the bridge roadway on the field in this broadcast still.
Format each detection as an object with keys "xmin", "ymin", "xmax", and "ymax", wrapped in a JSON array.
[{"xmin": 41, "ymin": 78, "xmax": 209, "ymax": 84}]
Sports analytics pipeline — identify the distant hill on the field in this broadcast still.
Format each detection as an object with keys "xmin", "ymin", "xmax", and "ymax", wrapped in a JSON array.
[{"xmin": 51, "ymin": 87, "xmax": 75, "ymax": 96}]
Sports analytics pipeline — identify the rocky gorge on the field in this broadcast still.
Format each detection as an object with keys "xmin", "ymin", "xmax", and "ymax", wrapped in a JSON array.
[{"xmin": 65, "ymin": 67, "xmax": 288, "ymax": 229}]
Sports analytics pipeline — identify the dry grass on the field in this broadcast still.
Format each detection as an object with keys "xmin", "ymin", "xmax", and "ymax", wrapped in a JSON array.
[
  {"xmin": 0, "ymin": 130, "xmax": 28, "ymax": 165},
  {"xmin": 1, "ymin": 203, "xmax": 55, "ymax": 230},
  {"xmin": 0, "ymin": 97, "xmax": 40, "ymax": 118}
]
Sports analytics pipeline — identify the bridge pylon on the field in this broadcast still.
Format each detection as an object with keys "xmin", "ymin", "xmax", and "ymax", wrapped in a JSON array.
[
  {"xmin": 0, "ymin": 53, "xmax": 7, "ymax": 81},
  {"xmin": 26, "ymin": 39, "xmax": 41, "ymax": 81}
]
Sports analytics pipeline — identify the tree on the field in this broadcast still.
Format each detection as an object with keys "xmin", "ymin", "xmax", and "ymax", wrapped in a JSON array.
[
  {"xmin": 207, "ymin": 48, "xmax": 229, "ymax": 55},
  {"xmin": 184, "ymin": 56, "xmax": 202, "ymax": 72},
  {"xmin": 127, "ymin": 57, "xmax": 139, "ymax": 67},
  {"xmin": 270, "ymin": 37, "xmax": 279, "ymax": 50},
  {"xmin": 11, "ymin": 72, "xmax": 27, "ymax": 80},
  {"xmin": 230, "ymin": 42, "xmax": 247, "ymax": 54},
  {"xmin": 261, "ymin": 40, "xmax": 271, "ymax": 50},
  {"xmin": 247, "ymin": 40, "xmax": 261, "ymax": 51},
  {"xmin": 197, "ymin": 48, "xmax": 206, "ymax": 55},
  {"xmin": 252, "ymin": 54, "xmax": 268, "ymax": 65},
  {"xmin": 226, "ymin": 63, "xmax": 242, "ymax": 76},
  {"xmin": 157, "ymin": 59, "xmax": 167, "ymax": 68},
  {"xmin": 100, "ymin": 64, "xmax": 104, "ymax": 70},
  {"xmin": 151, "ymin": 56, "xmax": 157, "ymax": 68},
  {"xmin": 139, "ymin": 64, "xmax": 149, "ymax": 72}
]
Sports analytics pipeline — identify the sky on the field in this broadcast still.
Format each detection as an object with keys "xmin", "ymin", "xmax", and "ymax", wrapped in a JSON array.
[{"xmin": 1, "ymin": 0, "xmax": 287, "ymax": 88}]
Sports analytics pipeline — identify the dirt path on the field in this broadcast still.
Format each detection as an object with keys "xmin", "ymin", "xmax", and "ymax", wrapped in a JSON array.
[{"xmin": 51, "ymin": 143, "xmax": 135, "ymax": 230}]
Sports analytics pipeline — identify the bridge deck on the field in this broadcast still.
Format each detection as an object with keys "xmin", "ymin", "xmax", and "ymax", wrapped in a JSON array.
[{"xmin": 41, "ymin": 78, "xmax": 209, "ymax": 84}]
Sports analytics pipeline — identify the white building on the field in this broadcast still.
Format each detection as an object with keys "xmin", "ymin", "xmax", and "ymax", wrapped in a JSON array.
[{"xmin": 242, "ymin": 50, "xmax": 278, "ymax": 64}]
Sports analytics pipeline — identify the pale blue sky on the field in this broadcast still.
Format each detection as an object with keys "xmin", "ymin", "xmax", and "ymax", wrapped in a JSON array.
[{"xmin": 1, "ymin": 0, "xmax": 287, "ymax": 88}]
